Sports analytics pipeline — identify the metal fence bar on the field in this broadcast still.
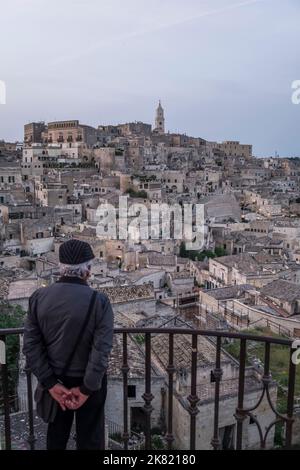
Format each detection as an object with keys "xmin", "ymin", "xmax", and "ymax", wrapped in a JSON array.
[
  {"xmin": 285, "ymin": 347, "xmax": 296, "ymax": 449},
  {"xmin": 142, "ymin": 333, "xmax": 153, "ymax": 450},
  {"xmin": 187, "ymin": 334, "xmax": 199, "ymax": 450},
  {"xmin": 121, "ymin": 332, "xmax": 129, "ymax": 450},
  {"xmin": 0, "ymin": 327, "xmax": 293, "ymax": 346},
  {"xmin": 25, "ymin": 369, "xmax": 36, "ymax": 450},
  {"xmin": 211, "ymin": 336, "xmax": 223, "ymax": 450},
  {"xmin": 166, "ymin": 333, "xmax": 175, "ymax": 450},
  {"xmin": 0, "ymin": 336, "xmax": 11, "ymax": 450},
  {"xmin": 236, "ymin": 338, "xmax": 247, "ymax": 450}
]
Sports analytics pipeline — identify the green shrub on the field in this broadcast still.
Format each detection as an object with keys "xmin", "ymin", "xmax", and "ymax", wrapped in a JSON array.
[
  {"xmin": 125, "ymin": 189, "xmax": 148, "ymax": 199},
  {"xmin": 134, "ymin": 334, "xmax": 145, "ymax": 345},
  {"xmin": 0, "ymin": 304, "xmax": 25, "ymax": 410}
]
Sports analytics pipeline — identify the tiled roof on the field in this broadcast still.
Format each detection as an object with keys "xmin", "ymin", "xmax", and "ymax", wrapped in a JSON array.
[
  {"xmin": 260, "ymin": 280, "xmax": 300, "ymax": 303},
  {"xmin": 170, "ymin": 270, "xmax": 193, "ymax": 280},
  {"xmin": 99, "ymin": 283, "xmax": 154, "ymax": 303},
  {"xmin": 195, "ymin": 375, "xmax": 263, "ymax": 404},
  {"xmin": 203, "ymin": 284, "xmax": 254, "ymax": 300},
  {"xmin": 151, "ymin": 334, "xmax": 229, "ymax": 370},
  {"xmin": 0, "ymin": 268, "xmax": 33, "ymax": 299},
  {"xmin": 108, "ymin": 334, "xmax": 148, "ymax": 378},
  {"xmin": 148, "ymin": 253, "xmax": 176, "ymax": 266},
  {"xmin": 215, "ymin": 253, "xmax": 260, "ymax": 273}
]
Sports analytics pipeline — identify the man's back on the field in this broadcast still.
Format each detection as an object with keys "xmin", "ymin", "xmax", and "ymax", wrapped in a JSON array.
[
  {"xmin": 24, "ymin": 277, "xmax": 114, "ymax": 393},
  {"xmin": 23, "ymin": 238, "xmax": 114, "ymax": 450}
]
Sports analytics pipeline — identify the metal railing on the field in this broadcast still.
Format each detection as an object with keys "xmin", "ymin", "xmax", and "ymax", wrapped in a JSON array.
[
  {"xmin": 0, "ymin": 327, "xmax": 298, "ymax": 450},
  {"xmin": 107, "ymin": 419, "xmax": 144, "ymax": 450}
]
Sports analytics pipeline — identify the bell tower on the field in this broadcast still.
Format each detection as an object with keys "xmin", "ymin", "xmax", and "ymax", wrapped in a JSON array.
[{"xmin": 155, "ymin": 100, "xmax": 165, "ymax": 134}]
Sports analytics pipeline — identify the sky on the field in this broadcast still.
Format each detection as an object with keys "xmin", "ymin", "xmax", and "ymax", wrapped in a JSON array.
[{"xmin": 0, "ymin": 0, "xmax": 299, "ymax": 156}]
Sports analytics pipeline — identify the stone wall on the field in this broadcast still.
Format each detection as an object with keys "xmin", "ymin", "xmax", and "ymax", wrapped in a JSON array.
[
  {"xmin": 292, "ymin": 411, "xmax": 300, "ymax": 447},
  {"xmin": 113, "ymin": 298, "xmax": 156, "ymax": 317},
  {"xmin": 172, "ymin": 386, "xmax": 277, "ymax": 450},
  {"xmin": 105, "ymin": 376, "xmax": 165, "ymax": 431}
]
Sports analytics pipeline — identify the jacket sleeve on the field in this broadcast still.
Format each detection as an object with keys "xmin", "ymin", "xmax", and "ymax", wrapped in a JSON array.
[
  {"xmin": 23, "ymin": 290, "xmax": 58, "ymax": 390},
  {"xmin": 80, "ymin": 294, "xmax": 114, "ymax": 395}
]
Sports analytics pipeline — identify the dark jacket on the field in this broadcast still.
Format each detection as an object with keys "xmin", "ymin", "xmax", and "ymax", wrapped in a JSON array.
[{"xmin": 23, "ymin": 277, "xmax": 114, "ymax": 395}]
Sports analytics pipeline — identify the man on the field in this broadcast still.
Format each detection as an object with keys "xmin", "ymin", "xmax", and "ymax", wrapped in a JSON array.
[{"xmin": 23, "ymin": 239, "xmax": 114, "ymax": 450}]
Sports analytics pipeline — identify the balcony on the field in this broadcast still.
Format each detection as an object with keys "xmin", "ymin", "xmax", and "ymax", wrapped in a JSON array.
[{"xmin": 0, "ymin": 327, "xmax": 298, "ymax": 450}]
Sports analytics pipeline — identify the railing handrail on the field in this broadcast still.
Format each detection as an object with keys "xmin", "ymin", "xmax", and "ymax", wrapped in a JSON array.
[{"xmin": 0, "ymin": 326, "xmax": 293, "ymax": 346}]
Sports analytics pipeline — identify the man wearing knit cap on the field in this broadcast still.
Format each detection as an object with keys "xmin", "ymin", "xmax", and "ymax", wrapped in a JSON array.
[{"xmin": 23, "ymin": 239, "xmax": 114, "ymax": 450}]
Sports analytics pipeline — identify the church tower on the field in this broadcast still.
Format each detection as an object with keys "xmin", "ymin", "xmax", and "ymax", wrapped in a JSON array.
[{"xmin": 155, "ymin": 100, "xmax": 165, "ymax": 134}]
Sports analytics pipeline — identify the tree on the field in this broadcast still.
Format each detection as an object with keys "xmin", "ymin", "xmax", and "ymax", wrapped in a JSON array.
[
  {"xmin": 179, "ymin": 242, "xmax": 226, "ymax": 261},
  {"xmin": 125, "ymin": 188, "xmax": 148, "ymax": 199},
  {"xmin": 0, "ymin": 303, "xmax": 25, "ymax": 411},
  {"xmin": 215, "ymin": 246, "xmax": 226, "ymax": 257}
]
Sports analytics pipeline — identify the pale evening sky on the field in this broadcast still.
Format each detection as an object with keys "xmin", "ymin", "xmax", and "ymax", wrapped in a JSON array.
[{"xmin": 0, "ymin": 0, "xmax": 299, "ymax": 156}]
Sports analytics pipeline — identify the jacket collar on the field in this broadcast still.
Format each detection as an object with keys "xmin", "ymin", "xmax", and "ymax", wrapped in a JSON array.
[{"xmin": 57, "ymin": 276, "xmax": 88, "ymax": 286}]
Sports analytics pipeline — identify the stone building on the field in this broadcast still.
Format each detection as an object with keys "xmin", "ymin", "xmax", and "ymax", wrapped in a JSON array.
[
  {"xmin": 206, "ymin": 252, "xmax": 300, "ymax": 290},
  {"xmin": 118, "ymin": 122, "xmax": 152, "ymax": 137},
  {"xmin": 24, "ymin": 122, "xmax": 46, "ymax": 145},
  {"xmin": 0, "ymin": 161, "xmax": 22, "ymax": 188},
  {"xmin": 35, "ymin": 181, "xmax": 68, "ymax": 207},
  {"xmin": 211, "ymin": 140, "xmax": 252, "ymax": 159},
  {"xmin": 44, "ymin": 120, "xmax": 98, "ymax": 146}
]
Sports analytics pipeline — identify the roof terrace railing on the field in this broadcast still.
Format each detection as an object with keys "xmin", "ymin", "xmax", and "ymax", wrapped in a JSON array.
[{"xmin": 0, "ymin": 327, "xmax": 298, "ymax": 450}]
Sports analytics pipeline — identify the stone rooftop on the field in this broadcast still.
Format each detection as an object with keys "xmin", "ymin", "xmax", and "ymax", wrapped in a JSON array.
[
  {"xmin": 215, "ymin": 252, "xmax": 288, "ymax": 275},
  {"xmin": 114, "ymin": 311, "xmax": 148, "ymax": 328},
  {"xmin": 99, "ymin": 283, "xmax": 154, "ymax": 304},
  {"xmin": 0, "ymin": 412, "xmax": 49, "ymax": 450},
  {"xmin": 151, "ymin": 334, "xmax": 229, "ymax": 370},
  {"xmin": 0, "ymin": 268, "xmax": 34, "ymax": 300},
  {"xmin": 215, "ymin": 253, "xmax": 260, "ymax": 273},
  {"xmin": 260, "ymin": 279, "xmax": 300, "ymax": 303},
  {"xmin": 170, "ymin": 270, "xmax": 193, "ymax": 280},
  {"xmin": 147, "ymin": 253, "xmax": 176, "ymax": 266},
  {"xmin": 202, "ymin": 284, "xmax": 254, "ymax": 300},
  {"xmin": 274, "ymin": 219, "xmax": 300, "ymax": 228},
  {"xmin": 195, "ymin": 375, "xmax": 263, "ymax": 404},
  {"xmin": 177, "ymin": 257, "xmax": 189, "ymax": 265},
  {"xmin": 7, "ymin": 279, "xmax": 39, "ymax": 300},
  {"xmin": 108, "ymin": 333, "xmax": 150, "ymax": 378},
  {"xmin": 117, "ymin": 268, "xmax": 163, "ymax": 283}
]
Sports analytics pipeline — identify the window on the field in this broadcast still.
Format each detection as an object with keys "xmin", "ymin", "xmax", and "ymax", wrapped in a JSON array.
[
  {"xmin": 219, "ymin": 425, "xmax": 235, "ymax": 450},
  {"xmin": 128, "ymin": 385, "xmax": 136, "ymax": 398}
]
